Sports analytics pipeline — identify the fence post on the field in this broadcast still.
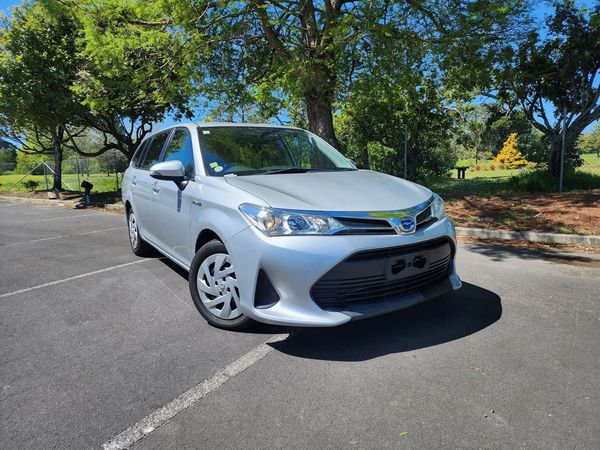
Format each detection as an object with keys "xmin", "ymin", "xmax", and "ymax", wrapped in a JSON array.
[
  {"xmin": 403, "ymin": 124, "xmax": 408, "ymax": 180},
  {"xmin": 43, "ymin": 162, "xmax": 48, "ymax": 191},
  {"xmin": 559, "ymin": 105, "xmax": 567, "ymax": 193},
  {"xmin": 76, "ymin": 155, "xmax": 81, "ymax": 192},
  {"xmin": 113, "ymin": 151, "xmax": 119, "ymax": 191}
]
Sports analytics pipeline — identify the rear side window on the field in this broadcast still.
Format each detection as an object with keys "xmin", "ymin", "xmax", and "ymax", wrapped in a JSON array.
[
  {"xmin": 162, "ymin": 129, "xmax": 195, "ymax": 179},
  {"xmin": 140, "ymin": 132, "xmax": 170, "ymax": 169},
  {"xmin": 131, "ymin": 140, "xmax": 148, "ymax": 168}
]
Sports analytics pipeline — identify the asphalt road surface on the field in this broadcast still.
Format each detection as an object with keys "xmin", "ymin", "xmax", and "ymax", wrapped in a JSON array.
[{"xmin": 1, "ymin": 199, "xmax": 599, "ymax": 449}]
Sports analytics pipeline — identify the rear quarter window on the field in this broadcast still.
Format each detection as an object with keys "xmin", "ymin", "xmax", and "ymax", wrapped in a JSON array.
[
  {"xmin": 131, "ymin": 140, "xmax": 149, "ymax": 168},
  {"xmin": 140, "ymin": 132, "xmax": 170, "ymax": 170}
]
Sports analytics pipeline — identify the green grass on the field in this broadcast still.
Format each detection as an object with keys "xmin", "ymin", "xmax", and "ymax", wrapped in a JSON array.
[
  {"xmin": 581, "ymin": 152, "xmax": 600, "ymax": 174},
  {"xmin": 581, "ymin": 152, "xmax": 600, "ymax": 165},
  {"xmin": 434, "ymin": 152, "xmax": 600, "ymax": 195},
  {"xmin": 465, "ymin": 168, "xmax": 520, "ymax": 179},
  {"xmin": 0, "ymin": 172, "xmax": 121, "ymax": 193},
  {"xmin": 427, "ymin": 169, "xmax": 600, "ymax": 196}
]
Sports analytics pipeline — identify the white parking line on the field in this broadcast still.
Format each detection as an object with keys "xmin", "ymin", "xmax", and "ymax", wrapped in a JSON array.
[
  {"xmin": 0, "ymin": 259, "xmax": 152, "ymax": 298},
  {"xmin": 102, "ymin": 333, "xmax": 289, "ymax": 450},
  {"xmin": 35, "ymin": 213, "xmax": 100, "ymax": 222},
  {"xmin": 0, "ymin": 226, "xmax": 124, "ymax": 247}
]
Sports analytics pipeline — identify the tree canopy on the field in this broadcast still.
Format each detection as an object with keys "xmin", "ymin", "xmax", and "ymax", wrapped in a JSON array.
[
  {"xmin": 0, "ymin": 0, "xmax": 598, "ymax": 186},
  {"xmin": 497, "ymin": 0, "xmax": 600, "ymax": 173}
]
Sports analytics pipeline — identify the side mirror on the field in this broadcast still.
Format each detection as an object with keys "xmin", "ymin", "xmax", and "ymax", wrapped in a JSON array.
[{"xmin": 149, "ymin": 160, "xmax": 187, "ymax": 189}]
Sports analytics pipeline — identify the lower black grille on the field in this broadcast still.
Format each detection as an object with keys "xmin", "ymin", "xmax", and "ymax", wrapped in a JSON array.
[{"xmin": 311, "ymin": 238, "xmax": 453, "ymax": 308}]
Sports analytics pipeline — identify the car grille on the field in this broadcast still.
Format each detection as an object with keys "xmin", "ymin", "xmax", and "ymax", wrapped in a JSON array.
[
  {"xmin": 333, "ymin": 205, "xmax": 434, "ymax": 235},
  {"xmin": 311, "ymin": 238, "xmax": 453, "ymax": 308}
]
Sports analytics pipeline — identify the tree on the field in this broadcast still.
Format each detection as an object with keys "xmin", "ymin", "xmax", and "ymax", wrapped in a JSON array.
[
  {"xmin": 336, "ymin": 74, "xmax": 456, "ymax": 179},
  {"xmin": 494, "ymin": 133, "xmax": 528, "ymax": 168},
  {"xmin": 0, "ymin": 0, "xmax": 87, "ymax": 190},
  {"xmin": 480, "ymin": 103, "xmax": 547, "ymax": 163},
  {"xmin": 164, "ymin": 0, "xmax": 527, "ymax": 147},
  {"xmin": 498, "ymin": 1, "xmax": 600, "ymax": 174},
  {"xmin": 451, "ymin": 105, "xmax": 490, "ymax": 163},
  {"xmin": 69, "ymin": 0, "xmax": 196, "ymax": 161}
]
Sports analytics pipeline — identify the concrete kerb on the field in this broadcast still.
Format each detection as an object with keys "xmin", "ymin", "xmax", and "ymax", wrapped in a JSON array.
[
  {"xmin": 456, "ymin": 226, "xmax": 600, "ymax": 247},
  {"xmin": 1, "ymin": 195, "xmax": 598, "ymax": 246}
]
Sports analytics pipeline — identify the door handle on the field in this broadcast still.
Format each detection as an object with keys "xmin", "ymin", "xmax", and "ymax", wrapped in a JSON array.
[
  {"xmin": 131, "ymin": 176, "xmax": 136, "ymax": 186},
  {"xmin": 152, "ymin": 182, "xmax": 160, "ymax": 193}
]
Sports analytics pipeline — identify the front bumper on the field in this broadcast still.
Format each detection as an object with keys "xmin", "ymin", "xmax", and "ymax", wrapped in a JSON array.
[{"xmin": 225, "ymin": 216, "xmax": 462, "ymax": 327}]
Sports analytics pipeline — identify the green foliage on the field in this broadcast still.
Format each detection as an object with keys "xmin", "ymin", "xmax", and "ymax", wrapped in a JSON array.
[
  {"xmin": 0, "ymin": 0, "xmax": 85, "ymax": 133},
  {"xmin": 336, "ymin": 73, "xmax": 457, "ymax": 179},
  {"xmin": 163, "ymin": 0, "xmax": 527, "ymax": 145},
  {"xmin": 577, "ymin": 124, "xmax": 600, "ymax": 156},
  {"xmin": 0, "ymin": 0, "xmax": 88, "ymax": 189},
  {"xmin": 15, "ymin": 151, "xmax": 47, "ymax": 174},
  {"xmin": 72, "ymin": 0, "xmax": 196, "ymax": 159},
  {"xmin": 366, "ymin": 142, "xmax": 401, "ymax": 175},
  {"xmin": 429, "ymin": 170, "xmax": 600, "ymax": 196},
  {"xmin": 497, "ymin": 1, "xmax": 600, "ymax": 173},
  {"xmin": 0, "ymin": 139, "xmax": 16, "ymax": 174},
  {"xmin": 511, "ymin": 170, "xmax": 600, "ymax": 192}
]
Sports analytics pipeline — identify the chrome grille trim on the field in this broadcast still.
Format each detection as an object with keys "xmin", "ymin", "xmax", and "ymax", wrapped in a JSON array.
[{"xmin": 330, "ymin": 196, "xmax": 435, "ymax": 235}]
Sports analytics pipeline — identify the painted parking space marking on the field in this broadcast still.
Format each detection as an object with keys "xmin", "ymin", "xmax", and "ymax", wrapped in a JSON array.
[
  {"xmin": 0, "ymin": 259, "xmax": 154, "ymax": 298},
  {"xmin": 35, "ymin": 213, "xmax": 100, "ymax": 222},
  {"xmin": 0, "ymin": 226, "xmax": 125, "ymax": 247},
  {"xmin": 102, "ymin": 333, "xmax": 289, "ymax": 450}
]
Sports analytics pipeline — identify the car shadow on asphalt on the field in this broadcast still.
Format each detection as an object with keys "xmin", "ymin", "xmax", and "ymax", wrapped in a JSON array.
[
  {"xmin": 463, "ymin": 242, "xmax": 600, "ymax": 267},
  {"xmin": 269, "ymin": 282, "xmax": 501, "ymax": 361}
]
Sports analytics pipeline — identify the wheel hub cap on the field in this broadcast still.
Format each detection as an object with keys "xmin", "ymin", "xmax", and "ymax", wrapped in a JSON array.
[
  {"xmin": 196, "ymin": 253, "xmax": 241, "ymax": 320},
  {"xmin": 128, "ymin": 214, "xmax": 138, "ymax": 248}
]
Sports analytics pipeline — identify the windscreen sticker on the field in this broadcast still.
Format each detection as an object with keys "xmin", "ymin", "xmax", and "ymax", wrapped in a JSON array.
[
  {"xmin": 214, "ymin": 166, "xmax": 223, "ymax": 173},
  {"xmin": 209, "ymin": 162, "xmax": 219, "ymax": 168},
  {"xmin": 202, "ymin": 130, "xmax": 211, "ymax": 135}
]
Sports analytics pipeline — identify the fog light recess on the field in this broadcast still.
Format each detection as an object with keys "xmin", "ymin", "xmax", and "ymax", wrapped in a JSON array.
[{"xmin": 254, "ymin": 269, "xmax": 280, "ymax": 309}]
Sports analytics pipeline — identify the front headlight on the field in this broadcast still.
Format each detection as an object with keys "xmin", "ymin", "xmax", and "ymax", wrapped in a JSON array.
[
  {"xmin": 431, "ymin": 193, "xmax": 446, "ymax": 219},
  {"xmin": 239, "ymin": 204, "xmax": 346, "ymax": 236}
]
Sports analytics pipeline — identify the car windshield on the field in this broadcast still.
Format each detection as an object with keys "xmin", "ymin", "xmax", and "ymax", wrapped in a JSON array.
[{"xmin": 197, "ymin": 126, "xmax": 356, "ymax": 176}]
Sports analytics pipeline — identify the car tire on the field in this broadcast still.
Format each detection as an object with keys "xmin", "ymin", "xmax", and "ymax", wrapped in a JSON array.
[
  {"xmin": 127, "ymin": 209, "xmax": 153, "ymax": 257},
  {"xmin": 189, "ymin": 239, "xmax": 255, "ymax": 331}
]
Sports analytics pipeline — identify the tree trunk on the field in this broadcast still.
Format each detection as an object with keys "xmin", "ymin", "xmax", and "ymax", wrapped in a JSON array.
[
  {"xmin": 305, "ymin": 91, "xmax": 341, "ymax": 149},
  {"xmin": 303, "ymin": 59, "xmax": 341, "ymax": 150},
  {"xmin": 52, "ymin": 125, "xmax": 64, "ymax": 191},
  {"xmin": 547, "ymin": 139, "xmax": 561, "ymax": 176}
]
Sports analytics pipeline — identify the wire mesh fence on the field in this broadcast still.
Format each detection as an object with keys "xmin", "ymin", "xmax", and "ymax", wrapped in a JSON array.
[{"xmin": 2, "ymin": 150, "xmax": 128, "ymax": 194}]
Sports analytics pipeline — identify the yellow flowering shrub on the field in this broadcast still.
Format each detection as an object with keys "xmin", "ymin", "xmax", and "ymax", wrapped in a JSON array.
[{"xmin": 494, "ymin": 133, "xmax": 528, "ymax": 168}]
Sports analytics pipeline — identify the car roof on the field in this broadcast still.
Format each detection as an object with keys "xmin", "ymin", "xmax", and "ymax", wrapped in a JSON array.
[
  {"xmin": 142, "ymin": 121, "xmax": 302, "ymax": 142},
  {"xmin": 197, "ymin": 122, "xmax": 301, "ymax": 130}
]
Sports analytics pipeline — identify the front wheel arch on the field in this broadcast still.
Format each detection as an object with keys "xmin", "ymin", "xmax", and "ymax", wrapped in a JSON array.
[{"xmin": 189, "ymin": 239, "xmax": 255, "ymax": 330}]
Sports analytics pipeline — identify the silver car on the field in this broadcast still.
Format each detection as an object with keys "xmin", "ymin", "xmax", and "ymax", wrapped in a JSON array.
[{"xmin": 122, "ymin": 122, "xmax": 461, "ymax": 330}]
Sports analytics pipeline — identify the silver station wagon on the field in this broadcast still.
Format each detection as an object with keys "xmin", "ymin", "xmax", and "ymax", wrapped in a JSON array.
[{"xmin": 122, "ymin": 123, "xmax": 462, "ymax": 330}]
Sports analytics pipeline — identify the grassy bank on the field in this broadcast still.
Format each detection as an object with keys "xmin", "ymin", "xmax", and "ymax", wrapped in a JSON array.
[
  {"xmin": 0, "ymin": 172, "xmax": 120, "ymax": 193},
  {"xmin": 428, "ymin": 170, "xmax": 600, "ymax": 196}
]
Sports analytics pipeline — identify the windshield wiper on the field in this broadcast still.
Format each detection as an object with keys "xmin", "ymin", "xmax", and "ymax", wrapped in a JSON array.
[
  {"xmin": 263, "ymin": 167, "xmax": 357, "ymax": 175},
  {"xmin": 263, "ymin": 167, "xmax": 314, "ymax": 174}
]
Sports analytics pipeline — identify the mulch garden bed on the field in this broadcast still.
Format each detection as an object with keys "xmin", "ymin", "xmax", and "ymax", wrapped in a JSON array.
[{"xmin": 446, "ymin": 190, "xmax": 600, "ymax": 235}]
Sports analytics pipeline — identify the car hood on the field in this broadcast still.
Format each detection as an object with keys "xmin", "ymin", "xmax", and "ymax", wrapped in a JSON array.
[{"xmin": 224, "ymin": 170, "xmax": 432, "ymax": 211}]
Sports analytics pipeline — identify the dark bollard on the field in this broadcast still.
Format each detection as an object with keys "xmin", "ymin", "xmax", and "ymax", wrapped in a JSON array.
[{"xmin": 81, "ymin": 180, "xmax": 93, "ymax": 205}]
